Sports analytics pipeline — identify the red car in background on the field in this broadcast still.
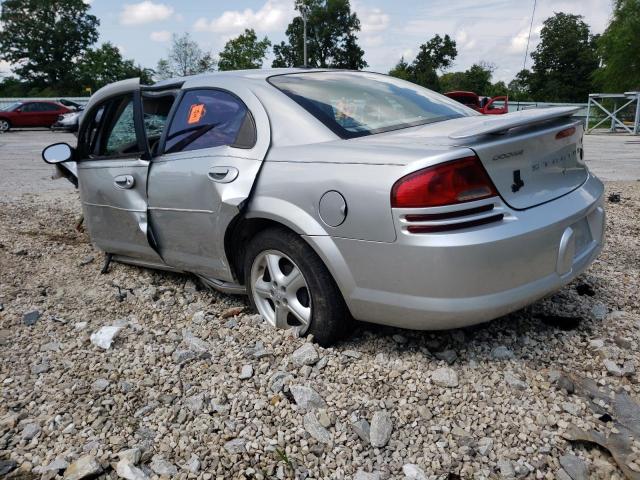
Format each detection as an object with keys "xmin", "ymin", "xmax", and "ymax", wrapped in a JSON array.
[
  {"xmin": 0, "ymin": 100, "xmax": 71, "ymax": 132},
  {"xmin": 444, "ymin": 90, "xmax": 509, "ymax": 115}
]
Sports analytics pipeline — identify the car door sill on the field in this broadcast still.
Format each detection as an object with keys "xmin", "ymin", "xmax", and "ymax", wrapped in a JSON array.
[
  {"xmin": 112, "ymin": 254, "xmax": 180, "ymax": 273},
  {"xmin": 112, "ymin": 255, "xmax": 247, "ymax": 295},
  {"xmin": 196, "ymin": 275, "xmax": 247, "ymax": 295}
]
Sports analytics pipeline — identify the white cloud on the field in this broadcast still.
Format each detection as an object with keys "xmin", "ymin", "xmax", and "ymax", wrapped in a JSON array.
[
  {"xmin": 150, "ymin": 30, "xmax": 171, "ymax": 42},
  {"xmin": 362, "ymin": 35, "xmax": 384, "ymax": 48},
  {"xmin": 455, "ymin": 30, "xmax": 476, "ymax": 51},
  {"xmin": 509, "ymin": 24, "xmax": 542, "ymax": 54},
  {"xmin": 193, "ymin": 0, "xmax": 294, "ymax": 35},
  {"xmin": 358, "ymin": 6, "xmax": 389, "ymax": 34},
  {"xmin": 120, "ymin": 1, "xmax": 174, "ymax": 26},
  {"xmin": 401, "ymin": 48, "xmax": 414, "ymax": 61},
  {"xmin": 352, "ymin": 2, "xmax": 390, "ymax": 49}
]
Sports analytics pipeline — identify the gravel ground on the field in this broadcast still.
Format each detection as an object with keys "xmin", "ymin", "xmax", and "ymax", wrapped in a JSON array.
[{"xmin": 1, "ymin": 136, "xmax": 640, "ymax": 479}]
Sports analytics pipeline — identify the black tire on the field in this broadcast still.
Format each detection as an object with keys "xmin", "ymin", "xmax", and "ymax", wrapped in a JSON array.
[
  {"xmin": 244, "ymin": 227, "xmax": 349, "ymax": 346},
  {"xmin": 0, "ymin": 119, "xmax": 11, "ymax": 133}
]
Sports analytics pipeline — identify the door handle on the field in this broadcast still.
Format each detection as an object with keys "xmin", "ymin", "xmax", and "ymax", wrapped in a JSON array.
[
  {"xmin": 114, "ymin": 174, "xmax": 135, "ymax": 189},
  {"xmin": 208, "ymin": 166, "xmax": 238, "ymax": 183}
]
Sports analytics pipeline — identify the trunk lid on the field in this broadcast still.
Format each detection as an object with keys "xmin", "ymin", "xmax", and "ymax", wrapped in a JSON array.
[
  {"xmin": 457, "ymin": 117, "xmax": 587, "ymax": 210},
  {"xmin": 351, "ymin": 107, "xmax": 588, "ymax": 210}
]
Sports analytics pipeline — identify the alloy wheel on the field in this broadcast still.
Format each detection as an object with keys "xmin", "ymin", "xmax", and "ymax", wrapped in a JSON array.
[
  {"xmin": 0, "ymin": 120, "xmax": 9, "ymax": 132},
  {"xmin": 250, "ymin": 249, "xmax": 312, "ymax": 335}
]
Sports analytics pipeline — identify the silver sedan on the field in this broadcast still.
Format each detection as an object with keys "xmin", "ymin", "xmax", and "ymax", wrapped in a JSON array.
[{"xmin": 42, "ymin": 69, "xmax": 605, "ymax": 345}]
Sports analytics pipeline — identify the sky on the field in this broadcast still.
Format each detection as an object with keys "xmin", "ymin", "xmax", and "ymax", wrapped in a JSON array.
[{"xmin": 3, "ymin": 0, "xmax": 615, "ymax": 84}]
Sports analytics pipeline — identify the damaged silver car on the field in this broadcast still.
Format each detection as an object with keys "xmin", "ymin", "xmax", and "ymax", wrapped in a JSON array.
[{"xmin": 43, "ymin": 69, "xmax": 605, "ymax": 345}]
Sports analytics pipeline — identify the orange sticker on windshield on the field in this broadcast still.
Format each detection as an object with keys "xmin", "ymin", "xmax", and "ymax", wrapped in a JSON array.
[{"xmin": 187, "ymin": 103, "xmax": 206, "ymax": 124}]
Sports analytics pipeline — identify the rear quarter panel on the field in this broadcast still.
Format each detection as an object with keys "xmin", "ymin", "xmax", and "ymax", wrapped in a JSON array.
[
  {"xmin": 249, "ymin": 141, "xmax": 480, "ymax": 243},
  {"xmin": 247, "ymin": 159, "xmax": 402, "ymax": 243}
]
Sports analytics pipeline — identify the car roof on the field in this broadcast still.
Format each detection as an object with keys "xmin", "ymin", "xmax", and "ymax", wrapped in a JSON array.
[
  {"xmin": 94, "ymin": 68, "xmax": 363, "ymax": 101},
  {"xmin": 151, "ymin": 68, "xmax": 337, "ymax": 88}
]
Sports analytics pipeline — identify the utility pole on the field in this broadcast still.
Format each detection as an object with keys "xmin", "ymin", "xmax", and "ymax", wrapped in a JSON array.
[{"xmin": 301, "ymin": 5, "xmax": 308, "ymax": 68}]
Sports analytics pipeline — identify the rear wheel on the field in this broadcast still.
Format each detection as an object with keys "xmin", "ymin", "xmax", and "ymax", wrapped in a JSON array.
[
  {"xmin": 0, "ymin": 119, "xmax": 10, "ymax": 132},
  {"xmin": 245, "ymin": 228, "xmax": 347, "ymax": 346}
]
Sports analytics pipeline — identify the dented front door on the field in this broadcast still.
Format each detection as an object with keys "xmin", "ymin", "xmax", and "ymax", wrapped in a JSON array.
[{"xmin": 77, "ymin": 82, "xmax": 162, "ymax": 263}]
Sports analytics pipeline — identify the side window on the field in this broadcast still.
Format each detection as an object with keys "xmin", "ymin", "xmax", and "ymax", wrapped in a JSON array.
[
  {"xmin": 32, "ymin": 102, "xmax": 51, "ymax": 112},
  {"xmin": 103, "ymin": 97, "xmax": 139, "ymax": 156},
  {"xmin": 21, "ymin": 103, "xmax": 38, "ymax": 112},
  {"xmin": 142, "ymin": 94, "xmax": 175, "ymax": 154},
  {"xmin": 82, "ymin": 105, "xmax": 106, "ymax": 157},
  {"xmin": 164, "ymin": 89, "xmax": 255, "ymax": 154},
  {"xmin": 79, "ymin": 95, "xmax": 140, "ymax": 159}
]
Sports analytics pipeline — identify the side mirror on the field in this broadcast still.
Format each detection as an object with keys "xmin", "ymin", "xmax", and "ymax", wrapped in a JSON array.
[{"xmin": 42, "ymin": 142, "xmax": 75, "ymax": 164}]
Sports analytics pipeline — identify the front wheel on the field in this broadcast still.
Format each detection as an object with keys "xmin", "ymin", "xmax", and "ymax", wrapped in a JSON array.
[
  {"xmin": 244, "ymin": 228, "xmax": 348, "ymax": 346},
  {"xmin": 0, "ymin": 119, "xmax": 10, "ymax": 132}
]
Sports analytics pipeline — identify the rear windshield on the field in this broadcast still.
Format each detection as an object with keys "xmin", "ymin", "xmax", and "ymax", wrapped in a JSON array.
[{"xmin": 268, "ymin": 71, "xmax": 475, "ymax": 139}]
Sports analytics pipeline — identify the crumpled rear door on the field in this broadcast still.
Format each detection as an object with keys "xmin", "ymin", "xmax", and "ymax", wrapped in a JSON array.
[{"xmin": 147, "ymin": 77, "xmax": 271, "ymax": 281}]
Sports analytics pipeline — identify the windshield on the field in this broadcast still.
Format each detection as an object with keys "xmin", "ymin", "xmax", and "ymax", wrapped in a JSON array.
[
  {"xmin": 268, "ymin": 71, "xmax": 476, "ymax": 138},
  {"xmin": 1, "ymin": 102, "xmax": 21, "ymax": 112}
]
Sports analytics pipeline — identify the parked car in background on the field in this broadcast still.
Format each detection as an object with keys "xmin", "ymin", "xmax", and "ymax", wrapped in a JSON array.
[
  {"xmin": 51, "ymin": 110, "xmax": 84, "ymax": 133},
  {"xmin": 51, "ymin": 99, "xmax": 86, "ymax": 133},
  {"xmin": 444, "ymin": 90, "xmax": 509, "ymax": 114},
  {"xmin": 42, "ymin": 70, "xmax": 604, "ymax": 346},
  {"xmin": 0, "ymin": 100, "xmax": 71, "ymax": 132},
  {"xmin": 57, "ymin": 99, "xmax": 84, "ymax": 111}
]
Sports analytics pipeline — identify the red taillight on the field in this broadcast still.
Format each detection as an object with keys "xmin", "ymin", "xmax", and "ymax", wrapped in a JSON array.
[{"xmin": 391, "ymin": 156, "xmax": 498, "ymax": 208}]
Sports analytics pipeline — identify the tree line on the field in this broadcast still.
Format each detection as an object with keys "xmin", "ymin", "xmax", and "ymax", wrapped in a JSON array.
[{"xmin": 0, "ymin": 0, "xmax": 638, "ymax": 101}]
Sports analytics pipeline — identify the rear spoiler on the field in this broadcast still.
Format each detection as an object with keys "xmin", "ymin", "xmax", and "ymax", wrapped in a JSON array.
[{"xmin": 449, "ymin": 106, "xmax": 581, "ymax": 139}]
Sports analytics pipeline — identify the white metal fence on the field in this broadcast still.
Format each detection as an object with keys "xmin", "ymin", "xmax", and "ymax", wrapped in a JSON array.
[
  {"xmin": 585, "ymin": 92, "xmax": 640, "ymax": 135},
  {"xmin": 509, "ymin": 101, "xmax": 589, "ymax": 118}
]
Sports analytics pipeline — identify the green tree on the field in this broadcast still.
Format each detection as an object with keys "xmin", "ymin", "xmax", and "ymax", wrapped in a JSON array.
[
  {"xmin": 460, "ymin": 62, "xmax": 494, "ymax": 94},
  {"xmin": 412, "ymin": 34, "xmax": 457, "ymax": 90},
  {"xmin": 439, "ymin": 71, "xmax": 466, "ymax": 92},
  {"xmin": 440, "ymin": 63, "xmax": 502, "ymax": 95},
  {"xmin": 489, "ymin": 81, "xmax": 509, "ymax": 97},
  {"xmin": 218, "ymin": 29, "xmax": 271, "ymax": 71},
  {"xmin": 508, "ymin": 69, "xmax": 532, "ymax": 101},
  {"xmin": 594, "ymin": 0, "xmax": 640, "ymax": 92},
  {"xmin": 529, "ymin": 12, "xmax": 599, "ymax": 102},
  {"xmin": 77, "ymin": 43, "xmax": 153, "ymax": 92},
  {"xmin": 388, "ymin": 57, "xmax": 412, "ymax": 81},
  {"xmin": 413, "ymin": 34, "xmax": 457, "ymax": 73},
  {"xmin": 0, "ymin": 0, "xmax": 99, "ymax": 88},
  {"xmin": 272, "ymin": 0, "xmax": 367, "ymax": 69},
  {"xmin": 389, "ymin": 34, "xmax": 457, "ymax": 90},
  {"xmin": 0, "ymin": 77, "xmax": 30, "ymax": 96},
  {"xmin": 155, "ymin": 33, "xmax": 216, "ymax": 80}
]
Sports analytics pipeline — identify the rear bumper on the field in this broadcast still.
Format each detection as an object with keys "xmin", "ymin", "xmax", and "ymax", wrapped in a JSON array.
[{"xmin": 307, "ymin": 174, "xmax": 605, "ymax": 330}]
